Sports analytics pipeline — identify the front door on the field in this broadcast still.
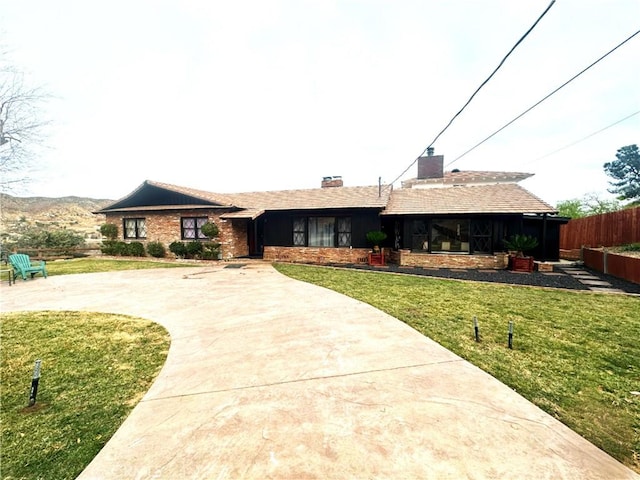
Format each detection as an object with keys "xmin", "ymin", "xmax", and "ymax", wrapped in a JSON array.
[{"xmin": 248, "ymin": 219, "xmax": 264, "ymax": 257}]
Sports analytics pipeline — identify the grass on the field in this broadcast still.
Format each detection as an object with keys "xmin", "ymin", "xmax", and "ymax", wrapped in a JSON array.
[
  {"xmin": 44, "ymin": 258, "xmax": 199, "ymax": 276},
  {"xmin": 0, "ymin": 257, "xmax": 198, "ymax": 283},
  {"xmin": 1, "ymin": 311, "xmax": 170, "ymax": 480},
  {"xmin": 274, "ymin": 263, "xmax": 640, "ymax": 473}
]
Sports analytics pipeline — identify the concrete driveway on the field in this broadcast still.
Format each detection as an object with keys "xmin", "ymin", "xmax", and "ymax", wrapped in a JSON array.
[{"xmin": 1, "ymin": 262, "xmax": 637, "ymax": 479}]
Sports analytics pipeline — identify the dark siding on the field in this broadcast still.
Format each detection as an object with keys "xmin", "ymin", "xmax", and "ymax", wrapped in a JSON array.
[
  {"xmin": 262, "ymin": 214, "xmax": 291, "ymax": 246},
  {"xmin": 261, "ymin": 209, "xmax": 383, "ymax": 248},
  {"xmin": 522, "ymin": 216, "xmax": 564, "ymax": 261},
  {"xmin": 387, "ymin": 214, "xmax": 562, "ymax": 260}
]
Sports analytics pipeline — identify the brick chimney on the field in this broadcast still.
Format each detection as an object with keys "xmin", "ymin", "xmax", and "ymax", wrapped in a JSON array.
[
  {"xmin": 417, "ymin": 149, "xmax": 444, "ymax": 179},
  {"xmin": 321, "ymin": 176, "xmax": 343, "ymax": 188}
]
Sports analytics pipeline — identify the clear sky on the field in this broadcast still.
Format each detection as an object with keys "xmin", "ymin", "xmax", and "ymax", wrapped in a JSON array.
[{"xmin": 2, "ymin": 0, "xmax": 639, "ymax": 206}]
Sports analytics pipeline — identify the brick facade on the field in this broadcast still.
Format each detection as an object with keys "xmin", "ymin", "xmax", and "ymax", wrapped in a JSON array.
[
  {"xmin": 390, "ymin": 249, "xmax": 508, "ymax": 269},
  {"xmin": 102, "ymin": 210, "xmax": 507, "ymax": 269},
  {"xmin": 264, "ymin": 246, "xmax": 371, "ymax": 264},
  {"xmin": 104, "ymin": 210, "xmax": 248, "ymax": 259}
]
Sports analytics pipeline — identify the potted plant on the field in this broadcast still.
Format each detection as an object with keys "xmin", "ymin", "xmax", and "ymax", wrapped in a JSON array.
[
  {"xmin": 503, "ymin": 234, "xmax": 538, "ymax": 272},
  {"xmin": 366, "ymin": 230, "xmax": 387, "ymax": 266},
  {"xmin": 366, "ymin": 230, "xmax": 387, "ymax": 253}
]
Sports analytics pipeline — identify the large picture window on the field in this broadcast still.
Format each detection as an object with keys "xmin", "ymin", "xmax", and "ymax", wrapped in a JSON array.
[
  {"xmin": 309, "ymin": 217, "xmax": 335, "ymax": 247},
  {"xmin": 431, "ymin": 219, "xmax": 470, "ymax": 253},
  {"xmin": 293, "ymin": 216, "xmax": 351, "ymax": 247},
  {"xmin": 124, "ymin": 218, "xmax": 146, "ymax": 239},
  {"xmin": 181, "ymin": 217, "xmax": 209, "ymax": 240}
]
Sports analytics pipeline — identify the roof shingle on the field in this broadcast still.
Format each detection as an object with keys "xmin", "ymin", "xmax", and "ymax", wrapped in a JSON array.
[
  {"xmin": 383, "ymin": 184, "xmax": 556, "ymax": 215},
  {"xmin": 148, "ymin": 180, "xmax": 390, "ymax": 211}
]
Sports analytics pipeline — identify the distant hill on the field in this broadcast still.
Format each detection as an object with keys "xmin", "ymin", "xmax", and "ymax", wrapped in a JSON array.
[{"xmin": 0, "ymin": 194, "xmax": 114, "ymax": 242}]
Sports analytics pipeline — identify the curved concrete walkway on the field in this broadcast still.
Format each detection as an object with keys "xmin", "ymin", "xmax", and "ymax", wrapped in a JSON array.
[{"xmin": 1, "ymin": 263, "xmax": 637, "ymax": 479}]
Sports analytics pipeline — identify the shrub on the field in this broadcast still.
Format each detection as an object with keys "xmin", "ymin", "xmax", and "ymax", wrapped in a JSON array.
[
  {"xmin": 169, "ymin": 241, "xmax": 187, "ymax": 258},
  {"xmin": 146, "ymin": 241, "xmax": 166, "ymax": 258},
  {"xmin": 186, "ymin": 241, "xmax": 203, "ymax": 259},
  {"xmin": 15, "ymin": 226, "xmax": 85, "ymax": 251},
  {"xmin": 202, "ymin": 241, "xmax": 221, "ymax": 260},
  {"xmin": 100, "ymin": 240, "xmax": 118, "ymax": 256},
  {"xmin": 618, "ymin": 242, "xmax": 640, "ymax": 252},
  {"xmin": 100, "ymin": 223, "xmax": 118, "ymax": 240},
  {"xmin": 125, "ymin": 242, "xmax": 146, "ymax": 257},
  {"xmin": 200, "ymin": 221, "xmax": 219, "ymax": 239},
  {"xmin": 113, "ymin": 242, "xmax": 128, "ymax": 256}
]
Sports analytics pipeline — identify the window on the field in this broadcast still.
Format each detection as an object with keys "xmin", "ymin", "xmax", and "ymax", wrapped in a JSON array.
[
  {"xmin": 412, "ymin": 220, "xmax": 429, "ymax": 251},
  {"xmin": 430, "ymin": 219, "xmax": 470, "ymax": 253},
  {"xmin": 337, "ymin": 217, "xmax": 351, "ymax": 247},
  {"xmin": 293, "ymin": 216, "xmax": 351, "ymax": 247},
  {"xmin": 293, "ymin": 217, "xmax": 306, "ymax": 246},
  {"xmin": 181, "ymin": 217, "xmax": 209, "ymax": 240},
  {"xmin": 309, "ymin": 217, "xmax": 335, "ymax": 247},
  {"xmin": 471, "ymin": 220, "xmax": 492, "ymax": 253},
  {"xmin": 124, "ymin": 218, "xmax": 146, "ymax": 239}
]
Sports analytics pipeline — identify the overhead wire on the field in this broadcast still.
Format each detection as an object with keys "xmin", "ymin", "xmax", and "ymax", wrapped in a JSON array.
[
  {"xmin": 523, "ymin": 109, "xmax": 640, "ymax": 165},
  {"xmin": 385, "ymin": 0, "xmax": 556, "ymax": 188},
  {"xmin": 446, "ymin": 28, "xmax": 640, "ymax": 167}
]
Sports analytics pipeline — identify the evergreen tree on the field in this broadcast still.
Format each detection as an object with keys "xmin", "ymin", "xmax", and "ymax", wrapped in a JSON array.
[{"xmin": 604, "ymin": 144, "xmax": 640, "ymax": 204}]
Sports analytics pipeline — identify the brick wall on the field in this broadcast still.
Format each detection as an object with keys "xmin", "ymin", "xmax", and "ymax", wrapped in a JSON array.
[
  {"xmin": 264, "ymin": 246, "xmax": 370, "ymax": 264},
  {"xmin": 104, "ymin": 210, "xmax": 247, "ymax": 259},
  {"xmin": 390, "ymin": 249, "xmax": 508, "ymax": 269},
  {"xmin": 265, "ymin": 246, "xmax": 507, "ymax": 269}
]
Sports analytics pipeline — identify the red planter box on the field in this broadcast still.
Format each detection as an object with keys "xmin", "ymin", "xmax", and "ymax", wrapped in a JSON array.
[
  {"xmin": 368, "ymin": 253, "xmax": 385, "ymax": 266},
  {"xmin": 509, "ymin": 256, "xmax": 534, "ymax": 272}
]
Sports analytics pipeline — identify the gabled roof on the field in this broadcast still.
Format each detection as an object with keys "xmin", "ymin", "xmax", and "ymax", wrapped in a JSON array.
[
  {"xmin": 97, "ymin": 178, "xmax": 555, "ymax": 218},
  {"xmin": 383, "ymin": 184, "xmax": 556, "ymax": 215},
  {"xmin": 96, "ymin": 180, "xmax": 391, "ymax": 214},
  {"xmin": 95, "ymin": 180, "xmax": 235, "ymax": 213},
  {"xmin": 402, "ymin": 170, "xmax": 533, "ymax": 188}
]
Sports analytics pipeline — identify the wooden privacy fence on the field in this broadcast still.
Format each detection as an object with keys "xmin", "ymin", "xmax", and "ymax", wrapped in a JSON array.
[
  {"xmin": 559, "ymin": 207, "xmax": 640, "ymax": 250},
  {"xmin": 582, "ymin": 248, "xmax": 640, "ymax": 285}
]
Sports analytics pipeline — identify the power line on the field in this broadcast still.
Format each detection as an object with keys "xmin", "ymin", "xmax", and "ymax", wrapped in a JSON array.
[
  {"xmin": 523, "ymin": 109, "xmax": 640, "ymax": 165},
  {"xmin": 446, "ymin": 28, "xmax": 640, "ymax": 167},
  {"xmin": 386, "ymin": 0, "xmax": 556, "ymax": 187}
]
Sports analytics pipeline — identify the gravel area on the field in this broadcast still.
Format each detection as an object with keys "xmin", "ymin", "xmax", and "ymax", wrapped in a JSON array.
[{"xmin": 325, "ymin": 262, "xmax": 640, "ymax": 294}]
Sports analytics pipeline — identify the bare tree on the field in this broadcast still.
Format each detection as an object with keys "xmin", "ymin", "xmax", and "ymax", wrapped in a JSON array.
[{"xmin": 0, "ymin": 56, "xmax": 50, "ymax": 192}]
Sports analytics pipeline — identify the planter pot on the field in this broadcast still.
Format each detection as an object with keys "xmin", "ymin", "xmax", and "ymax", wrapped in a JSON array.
[
  {"xmin": 368, "ymin": 252, "xmax": 385, "ymax": 266},
  {"xmin": 510, "ymin": 255, "xmax": 534, "ymax": 272}
]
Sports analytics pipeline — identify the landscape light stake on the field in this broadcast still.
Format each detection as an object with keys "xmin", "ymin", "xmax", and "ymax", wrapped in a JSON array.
[
  {"xmin": 28, "ymin": 360, "xmax": 42, "ymax": 406},
  {"xmin": 508, "ymin": 321, "xmax": 514, "ymax": 349},
  {"xmin": 473, "ymin": 316, "xmax": 480, "ymax": 342}
]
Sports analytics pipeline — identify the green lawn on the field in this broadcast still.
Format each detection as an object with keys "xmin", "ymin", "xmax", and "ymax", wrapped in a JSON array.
[
  {"xmin": 1, "ymin": 257, "xmax": 198, "ymax": 283},
  {"xmin": 44, "ymin": 258, "xmax": 199, "ymax": 276},
  {"xmin": 274, "ymin": 263, "xmax": 640, "ymax": 473},
  {"xmin": 1, "ymin": 311, "xmax": 170, "ymax": 480}
]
